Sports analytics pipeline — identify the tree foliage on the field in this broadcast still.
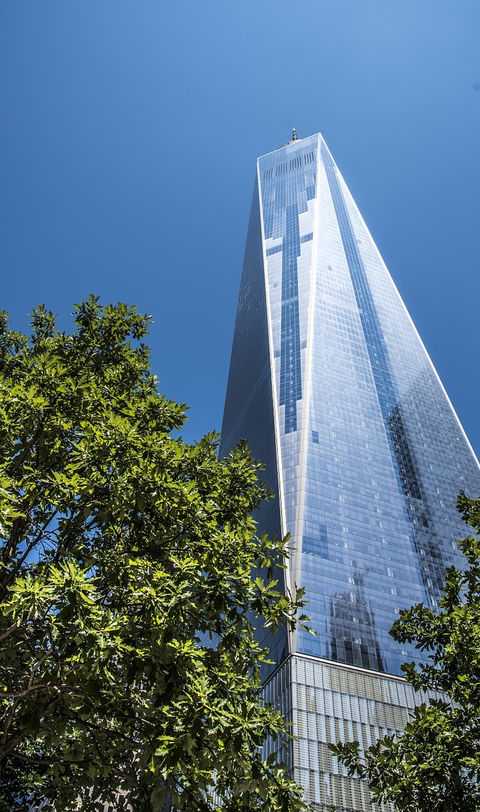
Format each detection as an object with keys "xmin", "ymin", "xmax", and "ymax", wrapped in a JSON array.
[
  {"xmin": 331, "ymin": 494, "xmax": 480, "ymax": 812},
  {"xmin": 0, "ymin": 297, "xmax": 309, "ymax": 811}
]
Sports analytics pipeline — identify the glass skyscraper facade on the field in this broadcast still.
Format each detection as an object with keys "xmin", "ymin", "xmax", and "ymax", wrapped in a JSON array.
[{"xmin": 220, "ymin": 132, "xmax": 480, "ymax": 811}]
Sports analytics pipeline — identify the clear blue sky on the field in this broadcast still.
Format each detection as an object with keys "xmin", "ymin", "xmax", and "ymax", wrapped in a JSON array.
[{"xmin": 1, "ymin": 1, "xmax": 479, "ymax": 457}]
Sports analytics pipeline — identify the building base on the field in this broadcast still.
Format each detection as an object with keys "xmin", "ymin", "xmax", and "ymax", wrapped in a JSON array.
[{"xmin": 263, "ymin": 654, "xmax": 433, "ymax": 812}]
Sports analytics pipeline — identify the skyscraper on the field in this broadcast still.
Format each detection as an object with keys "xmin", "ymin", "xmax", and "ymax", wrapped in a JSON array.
[{"xmin": 220, "ymin": 132, "xmax": 480, "ymax": 811}]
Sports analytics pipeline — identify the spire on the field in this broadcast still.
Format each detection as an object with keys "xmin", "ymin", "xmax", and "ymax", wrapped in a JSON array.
[{"xmin": 277, "ymin": 128, "xmax": 301, "ymax": 149}]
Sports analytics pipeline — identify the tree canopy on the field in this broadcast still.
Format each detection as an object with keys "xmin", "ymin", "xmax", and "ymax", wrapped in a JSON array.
[
  {"xmin": 332, "ymin": 494, "xmax": 480, "ymax": 812},
  {"xmin": 0, "ymin": 297, "xmax": 309, "ymax": 811}
]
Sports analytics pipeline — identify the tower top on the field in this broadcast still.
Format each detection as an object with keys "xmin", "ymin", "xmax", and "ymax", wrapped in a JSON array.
[{"xmin": 273, "ymin": 128, "xmax": 303, "ymax": 152}]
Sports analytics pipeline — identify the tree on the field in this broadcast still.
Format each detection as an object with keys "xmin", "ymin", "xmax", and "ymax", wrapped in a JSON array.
[
  {"xmin": 0, "ymin": 297, "xmax": 310, "ymax": 812},
  {"xmin": 331, "ymin": 494, "xmax": 480, "ymax": 812}
]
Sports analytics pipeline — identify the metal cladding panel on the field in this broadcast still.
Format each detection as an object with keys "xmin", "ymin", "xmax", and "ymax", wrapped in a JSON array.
[{"xmin": 264, "ymin": 655, "xmax": 439, "ymax": 811}]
